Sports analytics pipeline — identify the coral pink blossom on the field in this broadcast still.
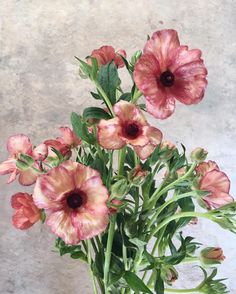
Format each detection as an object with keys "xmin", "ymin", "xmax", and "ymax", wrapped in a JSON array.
[
  {"xmin": 33, "ymin": 160, "xmax": 109, "ymax": 244},
  {"xmin": 88, "ymin": 45, "xmax": 127, "ymax": 68},
  {"xmin": 11, "ymin": 192, "xmax": 41, "ymax": 230},
  {"xmin": 56, "ymin": 127, "xmax": 81, "ymax": 148},
  {"xmin": 196, "ymin": 160, "xmax": 234, "ymax": 209},
  {"xmin": 134, "ymin": 29, "xmax": 208, "ymax": 119},
  {"xmin": 44, "ymin": 139, "xmax": 72, "ymax": 159},
  {"xmin": 32, "ymin": 143, "xmax": 48, "ymax": 161},
  {"xmin": 97, "ymin": 101, "xmax": 162, "ymax": 160},
  {"xmin": 0, "ymin": 134, "xmax": 38, "ymax": 185}
]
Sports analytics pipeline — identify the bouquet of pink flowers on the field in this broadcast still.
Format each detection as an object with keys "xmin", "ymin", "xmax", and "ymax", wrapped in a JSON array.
[{"xmin": 1, "ymin": 29, "xmax": 235, "ymax": 294}]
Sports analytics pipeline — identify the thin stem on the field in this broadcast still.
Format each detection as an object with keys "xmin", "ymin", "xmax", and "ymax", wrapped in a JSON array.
[
  {"xmin": 148, "ymin": 162, "xmax": 197, "ymax": 206},
  {"xmin": 165, "ymin": 288, "xmax": 199, "ymax": 293},
  {"xmin": 118, "ymin": 147, "xmax": 127, "ymax": 175},
  {"xmin": 87, "ymin": 240, "xmax": 99, "ymax": 294}
]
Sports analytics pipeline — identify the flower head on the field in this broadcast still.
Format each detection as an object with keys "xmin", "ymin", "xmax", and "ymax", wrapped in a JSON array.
[
  {"xmin": 134, "ymin": 29, "xmax": 208, "ymax": 119},
  {"xmin": 33, "ymin": 160, "xmax": 109, "ymax": 244},
  {"xmin": 0, "ymin": 134, "xmax": 39, "ymax": 185},
  {"xmin": 56, "ymin": 127, "xmax": 81, "ymax": 148},
  {"xmin": 97, "ymin": 101, "xmax": 162, "ymax": 159},
  {"xmin": 196, "ymin": 161, "xmax": 234, "ymax": 209},
  {"xmin": 200, "ymin": 247, "xmax": 225, "ymax": 266},
  {"xmin": 88, "ymin": 45, "xmax": 126, "ymax": 68},
  {"xmin": 11, "ymin": 192, "xmax": 41, "ymax": 229}
]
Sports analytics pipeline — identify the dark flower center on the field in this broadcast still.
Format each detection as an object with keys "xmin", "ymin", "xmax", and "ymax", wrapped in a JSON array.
[
  {"xmin": 124, "ymin": 122, "xmax": 140, "ymax": 139},
  {"xmin": 67, "ymin": 192, "xmax": 83, "ymax": 209},
  {"xmin": 160, "ymin": 70, "xmax": 175, "ymax": 87}
]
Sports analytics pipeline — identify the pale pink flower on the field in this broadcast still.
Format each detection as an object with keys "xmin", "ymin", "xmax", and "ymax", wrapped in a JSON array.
[
  {"xmin": 44, "ymin": 139, "xmax": 72, "ymax": 159},
  {"xmin": 196, "ymin": 160, "xmax": 234, "ymax": 209},
  {"xmin": 134, "ymin": 29, "xmax": 208, "ymax": 119},
  {"xmin": 88, "ymin": 45, "xmax": 127, "ymax": 68},
  {"xmin": 33, "ymin": 160, "xmax": 109, "ymax": 244},
  {"xmin": 97, "ymin": 101, "xmax": 162, "ymax": 160},
  {"xmin": 32, "ymin": 143, "xmax": 48, "ymax": 161},
  {"xmin": 0, "ymin": 134, "xmax": 38, "ymax": 185},
  {"xmin": 11, "ymin": 192, "xmax": 41, "ymax": 230}
]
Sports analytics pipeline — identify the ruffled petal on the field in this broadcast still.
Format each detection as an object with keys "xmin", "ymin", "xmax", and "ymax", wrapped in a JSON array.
[
  {"xmin": 203, "ymin": 192, "xmax": 234, "ymax": 209},
  {"xmin": 12, "ymin": 209, "xmax": 33, "ymax": 230},
  {"xmin": 146, "ymin": 95, "xmax": 175, "ymax": 120},
  {"xmin": 80, "ymin": 176, "xmax": 109, "ymax": 211},
  {"xmin": 57, "ymin": 127, "xmax": 81, "ymax": 147},
  {"xmin": 113, "ymin": 101, "xmax": 147, "ymax": 125},
  {"xmin": 196, "ymin": 161, "xmax": 219, "ymax": 176},
  {"xmin": 18, "ymin": 168, "xmax": 38, "ymax": 186},
  {"xmin": 200, "ymin": 170, "xmax": 230, "ymax": 194},
  {"xmin": 144, "ymin": 30, "xmax": 180, "ymax": 70},
  {"xmin": 97, "ymin": 118, "xmax": 126, "ymax": 150},
  {"xmin": 0, "ymin": 158, "xmax": 16, "ymax": 175},
  {"xmin": 71, "ymin": 210, "xmax": 109, "ymax": 241},
  {"xmin": 115, "ymin": 49, "xmax": 127, "ymax": 68},
  {"xmin": 7, "ymin": 134, "xmax": 32, "ymax": 156},
  {"xmin": 145, "ymin": 126, "xmax": 163, "ymax": 145},
  {"xmin": 73, "ymin": 163, "xmax": 100, "ymax": 189},
  {"xmin": 134, "ymin": 144, "xmax": 155, "ymax": 160},
  {"xmin": 46, "ymin": 210, "xmax": 80, "ymax": 245},
  {"xmin": 32, "ymin": 144, "xmax": 48, "ymax": 161}
]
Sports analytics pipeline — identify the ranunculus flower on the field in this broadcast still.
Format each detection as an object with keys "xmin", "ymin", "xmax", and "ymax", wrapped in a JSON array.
[
  {"xmin": 0, "ymin": 134, "xmax": 39, "ymax": 185},
  {"xmin": 97, "ymin": 101, "xmax": 162, "ymax": 160},
  {"xmin": 11, "ymin": 192, "xmax": 41, "ymax": 230},
  {"xmin": 44, "ymin": 139, "xmax": 72, "ymax": 160},
  {"xmin": 196, "ymin": 160, "xmax": 234, "ymax": 209},
  {"xmin": 56, "ymin": 127, "xmax": 81, "ymax": 148},
  {"xmin": 32, "ymin": 143, "xmax": 48, "ymax": 161},
  {"xmin": 134, "ymin": 29, "xmax": 208, "ymax": 119},
  {"xmin": 33, "ymin": 160, "xmax": 109, "ymax": 244},
  {"xmin": 88, "ymin": 45, "xmax": 126, "ymax": 68}
]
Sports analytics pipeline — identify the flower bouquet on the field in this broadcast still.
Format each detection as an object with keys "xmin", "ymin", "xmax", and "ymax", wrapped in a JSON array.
[{"xmin": 1, "ymin": 29, "xmax": 235, "ymax": 294}]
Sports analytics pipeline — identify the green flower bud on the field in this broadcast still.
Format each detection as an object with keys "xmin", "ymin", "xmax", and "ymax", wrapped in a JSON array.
[
  {"xmin": 111, "ymin": 178, "xmax": 129, "ymax": 199},
  {"xmin": 200, "ymin": 247, "xmax": 225, "ymax": 266},
  {"xmin": 190, "ymin": 147, "xmax": 208, "ymax": 163},
  {"xmin": 161, "ymin": 265, "xmax": 178, "ymax": 285}
]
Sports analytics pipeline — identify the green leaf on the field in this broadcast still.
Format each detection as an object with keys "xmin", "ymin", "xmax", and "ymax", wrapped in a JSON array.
[
  {"xmin": 19, "ymin": 153, "xmax": 34, "ymax": 166},
  {"xmin": 119, "ymin": 92, "xmax": 131, "ymax": 102},
  {"xmin": 71, "ymin": 112, "xmax": 95, "ymax": 144},
  {"xmin": 129, "ymin": 238, "xmax": 147, "ymax": 249},
  {"xmin": 124, "ymin": 271, "xmax": 153, "ymax": 294},
  {"xmin": 16, "ymin": 160, "xmax": 30, "ymax": 171},
  {"xmin": 90, "ymin": 91, "xmax": 102, "ymax": 100},
  {"xmin": 90, "ymin": 57, "xmax": 98, "ymax": 80},
  {"xmin": 98, "ymin": 62, "xmax": 119, "ymax": 105},
  {"xmin": 40, "ymin": 210, "xmax": 46, "ymax": 223},
  {"xmin": 155, "ymin": 270, "xmax": 164, "ymax": 294},
  {"xmin": 83, "ymin": 107, "xmax": 111, "ymax": 120},
  {"xmin": 70, "ymin": 251, "xmax": 87, "ymax": 262},
  {"xmin": 75, "ymin": 56, "xmax": 92, "ymax": 78}
]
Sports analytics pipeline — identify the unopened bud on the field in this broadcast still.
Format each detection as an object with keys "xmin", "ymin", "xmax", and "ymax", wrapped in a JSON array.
[
  {"xmin": 129, "ymin": 165, "xmax": 149, "ymax": 186},
  {"xmin": 109, "ymin": 199, "xmax": 123, "ymax": 214},
  {"xmin": 200, "ymin": 247, "xmax": 225, "ymax": 265},
  {"xmin": 190, "ymin": 148, "xmax": 208, "ymax": 163},
  {"xmin": 111, "ymin": 178, "xmax": 129, "ymax": 199},
  {"xmin": 161, "ymin": 265, "xmax": 178, "ymax": 285}
]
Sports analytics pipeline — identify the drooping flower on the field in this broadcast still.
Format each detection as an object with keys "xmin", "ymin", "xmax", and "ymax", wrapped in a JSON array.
[
  {"xmin": 97, "ymin": 101, "xmax": 162, "ymax": 160},
  {"xmin": 33, "ymin": 160, "xmax": 109, "ymax": 244},
  {"xmin": 134, "ymin": 29, "xmax": 208, "ymax": 119},
  {"xmin": 200, "ymin": 247, "xmax": 225, "ymax": 265},
  {"xmin": 196, "ymin": 160, "xmax": 234, "ymax": 209},
  {"xmin": 0, "ymin": 134, "xmax": 39, "ymax": 185},
  {"xmin": 88, "ymin": 45, "xmax": 127, "ymax": 68},
  {"xmin": 11, "ymin": 192, "xmax": 41, "ymax": 230}
]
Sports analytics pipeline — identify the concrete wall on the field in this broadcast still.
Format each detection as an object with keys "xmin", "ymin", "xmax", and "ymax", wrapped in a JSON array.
[{"xmin": 0, "ymin": 1, "xmax": 235, "ymax": 293}]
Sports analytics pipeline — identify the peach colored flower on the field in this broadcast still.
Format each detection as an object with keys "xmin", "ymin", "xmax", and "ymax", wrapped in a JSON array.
[
  {"xmin": 134, "ymin": 29, "xmax": 208, "ymax": 119},
  {"xmin": 33, "ymin": 160, "xmax": 109, "ymax": 244},
  {"xmin": 88, "ymin": 45, "xmax": 126, "ymax": 68},
  {"xmin": 0, "ymin": 134, "xmax": 39, "ymax": 185},
  {"xmin": 11, "ymin": 192, "xmax": 41, "ymax": 230},
  {"xmin": 196, "ymin": 160, "xmax": 234, "ymax": 209},
  {"xmin": 56, "ymin": 127, "xmax": 81, "ymax": 148},
  {"xmin": 32, "ymin": 143, "xmax": 48, "ymax": 161},
  {"xmin": 44, "ymin": 139, "xmax": 72, "ymax": 159},
  {"xmin": 97, "ymin": 101, "xmax": 162, "ymax": 160}
]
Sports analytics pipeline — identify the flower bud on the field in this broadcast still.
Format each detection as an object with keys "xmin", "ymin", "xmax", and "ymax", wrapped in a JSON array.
[
  {"xmin": 161, "ymin": 265, "xmax": 178, "ymax": 285},
  {"xmin": 200, "ymin": 247, "xmax": 225, "ymax": 265},
  {"xmin": 190, "ymin": 147, "xmax": 208, "ymax": 163},
  {"xmin": 129, "ymin": 165, "xmax": 149, "ymax": 186},
  {"xmin": 109, "ymin": 199, "xmax": 123, "ymax": 214},
  {"xmin": 111, "ymin": 178, "xmax": 129, "ymax": 199}
]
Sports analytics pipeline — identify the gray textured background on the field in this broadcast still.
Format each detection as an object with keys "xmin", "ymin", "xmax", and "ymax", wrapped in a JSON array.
[{"xmin": 0, "ymin": 0, "xmax": 236, "ymax": 293}]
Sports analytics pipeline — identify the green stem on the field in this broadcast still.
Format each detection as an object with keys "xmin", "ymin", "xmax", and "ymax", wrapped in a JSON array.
[
  {"xmin": 118, "ymin": 147, "xmax": 127, "ymax": 175},
  {"xmin": 131, "ymin": 87, "xmax": 142, "ymax": 104},
  {"xmin": 95, "ymin": 81, "xmax": 115, "ymax": 116},
  {"xmin": 148, "ymin": 162, "xmax": 197, "ymax": 207},
  {"xmin": 87, "ymin": 240, "xmax": 99, "ymax": 294},
  {"xmin": 165, "ymin": 288, "xmax": 199, "ymax": 293},
  {"xmin": 149, "ymin": 211, "xmax": 210, "ymax": 241}
]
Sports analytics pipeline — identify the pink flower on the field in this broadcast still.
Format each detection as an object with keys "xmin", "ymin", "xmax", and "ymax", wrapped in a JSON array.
[
  {"xmin": 134, "ymin": 29, "xmax": 208, "ymax": 119},
  {"xmin": 11, "ymin": 192, "xmax": 41, "ymax": 230},
  {"xmin": 88, "ymin": 45, "xmax": 127, "ymax": 68},
  {"xmin": 0, "ymin": 134, "xmax": 38, "ymax": 185},
  {"xmin": 32, "ymin": 143, "xmax": 48, "ymax": 161},
  {"xmin": 44, "ymin": 139, "xmax": 72, "ymax": 159},
  {"xmin": 196, "ymin": 160, "xmax": 234, "ymax": 209},
  {"xmin": 33, "ymin": 160, "xmax": 109, "ymax": 244},
  {"xmin": 97, "ymin": 101, "xmax": 162, "ymax": 160}
]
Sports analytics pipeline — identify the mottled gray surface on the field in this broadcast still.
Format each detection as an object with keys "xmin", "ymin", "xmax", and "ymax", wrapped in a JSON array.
[{"xmin": 0, "ymin": 0, "xmax": 236, "ymax": 293}]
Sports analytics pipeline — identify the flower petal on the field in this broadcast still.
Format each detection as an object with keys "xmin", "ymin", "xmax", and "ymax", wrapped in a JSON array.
[
  {"xmin": 0, "ymin": 158, "xmax": 16, "ymax": 175},
  {"xmin": 203, "ymin": 192, "xmax": 234, "ymax": 209},
  {"xmin": 113, "ymin": 101, "xmax": 147, "ymax": 125},
  {"xmin": 97, "ymin": 118, "xmax": 126, "ymax": 150},
  {"xmin": 7, "ymin": 134, "xmax": 32, "ymax": 156},
  {"xmin": 196, "ymin": 161, "xmax": 219, "ymax": 176},
  {"xmin": 32, "ymin": 144, "xmax": 48, "ymax": 161},
  {"xmin": 145, "ymin": 126, "xmax": 163, "ymax": 145},
  {"xmin": 144, "ymin": 30, "xmax": 180, "ymax": 70},
  {"xmin": 12, "ymin": 209, "xmax": 33, "ymax": 230},
  {"xmin": 134, "ymin": 144, "xmax": 155, "ymax": 160},
  {"xmin": 73, "ymin": 163, "xmax": 100, "ymax": 189},
  {"xmin": 18, "ymin": 168, "xmax": 38, "ymax": 186},
  {"xmin": 146, "ymin": 95, "xmax": 175, "ymax": 120},
  {"xmin": 57, "ymin": 127, "xmax": 81, "ymax": 147},
  {"xmin": 200, "ymin": 170, "xmax": 230, "ymax": 194},
  {"xmin": 46, "ymin": 210, "xmax": 80, "ymax": 245}
]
